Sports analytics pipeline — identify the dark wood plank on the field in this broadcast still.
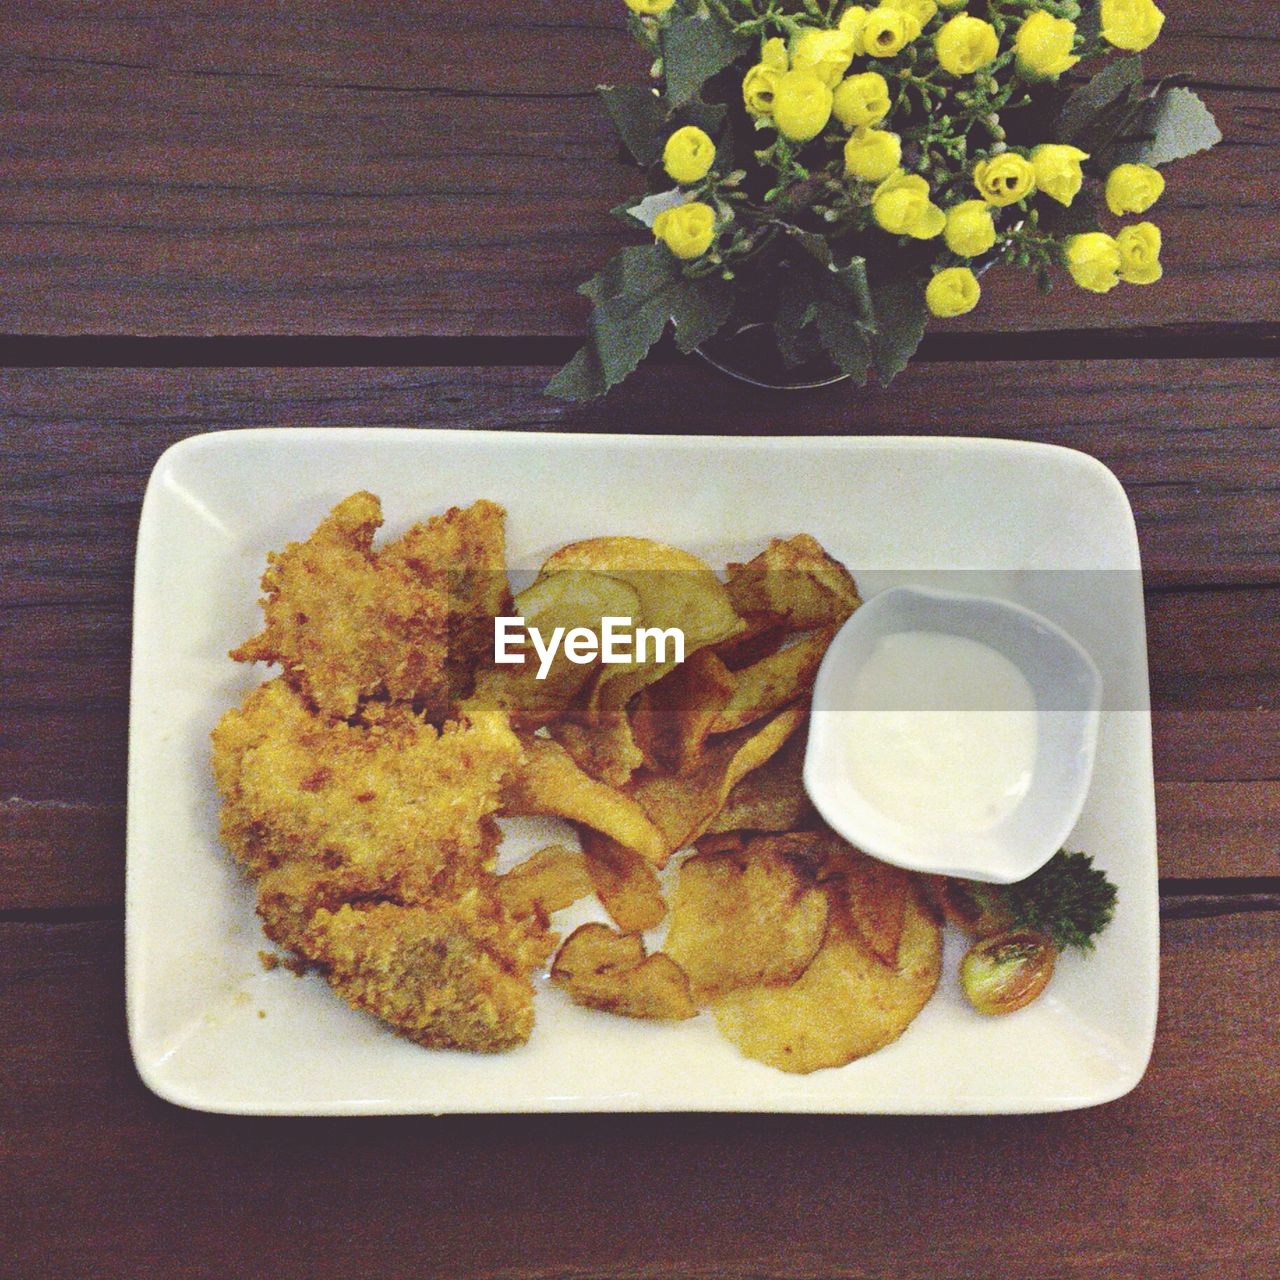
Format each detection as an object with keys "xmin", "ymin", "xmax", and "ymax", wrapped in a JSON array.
[
  {"xmin": 1157, "ymin": 781, "xmax": 1280, "ymax": 880},
  {"xmin": 2, "ymin": 912, "xmax": 1277, "ymax": 1279},
  {"xmin": 0, "ymin": 1, "xmax": 1274, "ymax": 336}
]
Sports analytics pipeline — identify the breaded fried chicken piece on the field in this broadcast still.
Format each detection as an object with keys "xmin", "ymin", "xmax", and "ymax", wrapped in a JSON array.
[
  {"xmin": 231, "ymin": 493, "xmax": 510, "ymax": 720},
  {"xmin": 301, "ymin": 895, "xmax": 552, "ymax": 1053},
  {"xmin": 211, "ymin": 677, "xmax": 553, "ymax": 1052},
  {"xmin": 212, "ymin": 678, "xmax": 520, "ymax": 883},
  {"xmin": 383, "ymin": 497, "xmax": 512, "ymax": 693}
]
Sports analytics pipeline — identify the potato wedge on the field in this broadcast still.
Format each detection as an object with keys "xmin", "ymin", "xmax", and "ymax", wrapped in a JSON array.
[
  {"xmin": 503, "ymin": 737, "xmax": 668, "ymax": 865},
  {"xmin": 549, "ymin": 715, "xmax": 644, "ymax": 788},
  {"xmin": 496, "ymin": 845, "xmax": 594, "ymax": 919},
  {"xmin": 726, "ymin": 534, "xmax": 861, "ymax": 631},
  {"xmin": 711, "ymin": 628, "xmax": 833, "ymax": 734},
  {"xmin": 665, "ymin": 835, "xmax": 828, "ymax": 1000},
  {"xmin": 580, "ymin": 831, "xmax": 667, "ymax": 933},
  {"xmin": 551, "ymin": 923, "xmax": 695, "ymax": 1021},
  {"xmin": 706, "ymin": 729, "xmax": 815, "ymax": 835},
  {"xmin": 630, "ymin": 648, "xmax": 737, "ymax": 774},
  {"xmin": 630, "ymin": 702, "xmax": 807, "ymax": 857},
  {"xmin": 712, "ymin": 875, "xmax": 941, "ymax": 1073}
]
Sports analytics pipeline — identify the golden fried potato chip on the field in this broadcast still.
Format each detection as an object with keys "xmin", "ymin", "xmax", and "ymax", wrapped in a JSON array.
[
  {"xmin": 496, "ymin": 845, "xmax": 594, "ymax": 919},
  {"xmin": 726, "ymin": 534, "xmax": 861, "ymax": 632},
  {"xmin": 549, "ymin": 715, "xmax": 644, "ymax": 788},
  {"xmin": 711, "ymin": 628, "xmax": 833, "ymax": 734},
  {"xmin": 665, "ymin": 835, "xmax": 828, "ymax": 1000},
  {"xmin": 580, "ymin": 831, "xmax": 667, "ymax": 933},
  {"xmin": 630, "ymin": 702, "xmax": 807, "ymax": 857},
  {"xmin": 630, "ymin": 648, "xmax": 737, "ymax": 774},
  {"xmin": 712, "ymin": 875, "xmax": 941, "ymax": 1073},
  {"xmin": 551, "ymin": 923, "xmax": 695, "ymax": 1020},
  {"xmin": 818, "ymin": 840, "xmax": 913, "ymax": 967},
  {"xmin": 706, "ymin": 729, "xmax": 816, "ymax": 835},
  {"xmin": 538, "ymin": 537, "xmax": 743, "ymax": 720},
  {"xmin": 474, "ymin": 570, "xmax": 641, "ymax": 728},
  {"xmin": 502, "ymin": 737, "xmax": 668, "ymax": 865},
  {"xmin": 711, "ymin": 612, "xmax": 790, "ymax": 671}
]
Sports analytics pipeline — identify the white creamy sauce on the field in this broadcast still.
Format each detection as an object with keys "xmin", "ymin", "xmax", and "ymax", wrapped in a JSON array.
[{"xmin": 843, "ymin": 630, "xmax": 1037, "ymax": 833}]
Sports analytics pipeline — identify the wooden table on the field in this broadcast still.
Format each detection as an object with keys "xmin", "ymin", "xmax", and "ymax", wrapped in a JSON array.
[{"xmin": 2, "ymin": 4, "xmax": 1277, "ymax": 1277}]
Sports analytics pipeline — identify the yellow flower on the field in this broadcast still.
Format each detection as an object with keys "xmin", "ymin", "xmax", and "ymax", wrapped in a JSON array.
[
  {"xmin": 844, "ymin": 128, "xmax": 902, "ymax": 182},
  {"xmin": 742, "ymin": 63, "xmax": 782, "ymax": 116},
  {"xmin": 792, "ymin": 27, "xmax": 857, "ymax": 88},
  {"xmin": 973, "ymin": 153, "xmax": 1036, "ymax": 206},
  {"xmin": 1100, "ymin": 0, "xmax": 1165, "ymax": 51},
  {"xmin": 1116, "ymin": 221, "xmax": 1163, "ymax": 284},
  {"xmin": 935, "ymin": 15, "xmax": 998, "ymax": 76},
  {"xmin": 771, "ymin": 68, "xmax": 835, "ymax": 141},
  {"xmin": 838, "ymin": 6, "xmax": 871, "ymax": 53},
  {"xmin": 1064, "ymin": 232, "xmax": 1122, "ymax": 293},
  {"xmin": 652, "ymin": 202, "xmax": 716, "ymax": 260},
  {"xmin": 861, "ymin": 6, "xmax": 921, "ymax": 58},
  {"xmin": 926, "ymin": 266, "xmax": 981, "ymax": 317},
  {"xmin": 873, "ymin": 170, "xmax": 946, "ymax": 238},
  {"xmin": 762, "ymin": 37, "xmax": 790, "ymax": 71},
  {"xmin": 1031, "ymin": 144, "xmax": 1090, "ymax": 207},
  {"xmin": 624, "ymin": 0, "xmax": 674, "ymax": 13},
  {"xmin": 662, "ymin": 126, "xmax": 715, "ymax": 185},
  {"xmin": 1014, "ymin": 12, "xmax": 1080, "ymax": 79},
  {"xmin": 944, "ymin": 199, "xmax": 997, "ymax": 256},
  {"xmin": 833, "ymin": 71, "xmax": 892, "ymax": 128},
  {"xmin": 1105, "ymin": 163, "xmax": 1165, "ymax": 215},
  {"xmin": 886, "ymin": 0, "xmax": 938, "ymax": 27}
]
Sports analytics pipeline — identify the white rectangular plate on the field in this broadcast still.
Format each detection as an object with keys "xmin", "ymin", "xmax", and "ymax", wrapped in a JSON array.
[{"xmin": 128, "ymin": 429, "xmax": 1158, "ymax": 1115}]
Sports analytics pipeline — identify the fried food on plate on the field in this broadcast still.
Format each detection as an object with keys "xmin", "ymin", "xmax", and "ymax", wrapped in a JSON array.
[
  {"xmin": 710, "ymin": 627, "xmax": 834, "ymax": 734},
  {"xmin": 231, "ymin": 493, "xmax": 507, "ymax": 719},
  {"xmin": 212, "ymin": 678, "xmax": 519, "ymax": 883},
  {"xmin": 211, "ymin": 676, "xmax": 553, "ymax": 1052},
  {"xmin": 629, "ymin": 702, "xmax": 807, "ymax": 857},
  {"xmin": 579, "ymin": 831, "xmax": 667, "ymax": 933},
  {"xmin": 502, "ymin": 736, "xmax": 668, "ymax": 865},
  {"xmin": 302, "ymin": 895, "xmax": 550, "ymax": 1053},
  {"xmin": 705, "ymin": 728, "xmax": 816, "ymax": 835},
  {"xmin": 726, "ymin": 533, "xmax": 862, "ymax": 632},
  {"xmin": 664, "ymin": 834, "xmax": 829, "ymax": 1000},
  {"xmin": 496, "ymin": 844, "xmax": 594, "ymax": 920},
  {"xmin": 630, "ymin": 648, "xmax": 737, "ymax": 775},
  {"xmin": 712, "ymin": 866, "xmax": 942, "ymax": 1074},
  {"xmin": 551, "ymin": 923, "xmax": 696, "ymax": 1021}
]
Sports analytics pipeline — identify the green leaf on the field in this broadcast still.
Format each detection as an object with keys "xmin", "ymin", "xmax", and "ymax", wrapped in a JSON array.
[
  {"xmin": 1055, "ymin": 56, "xmax": 1142, "ymax": 148},
  {"xmin": 662, "ymin": 10, "xmax": 745, "ymax": 107},
  {"xmin": 599, "ymin": 84, "xmax": 665, "ymax": 167},
  {"xmin": 546, "ymin": 245, "xmax": 730, "ymax": 400},
  {"xmin": 867, "ymin": 278, "xmax": 928, "ymax": 386},
  {"xmin": 670, "ymin": 276, "xmax": 734, "ymax": 354},
  {"xmin": 814, "ymin": 297, "xmax": 873, "ymax": 382},
  {"xmin": 1110, "ymin": 86, "xmax": 1222, "ymax": 167},
  {"xmin": 785, "ymin": 227, "xmax": 876, "ymax": 323}
]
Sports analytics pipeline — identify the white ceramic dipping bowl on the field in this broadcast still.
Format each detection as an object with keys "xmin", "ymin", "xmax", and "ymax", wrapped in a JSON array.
[{"xmin": 804, "ymin": 585, "xmax": 1103, "ymax": 884}]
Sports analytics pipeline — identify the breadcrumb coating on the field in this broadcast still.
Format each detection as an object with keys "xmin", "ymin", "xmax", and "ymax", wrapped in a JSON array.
[{"xmin": 230, "ymin": 493, "xmax": 509, "ymax": 720}]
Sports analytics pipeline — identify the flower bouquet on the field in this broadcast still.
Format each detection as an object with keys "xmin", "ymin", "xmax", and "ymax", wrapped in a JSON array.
[{"xmin": 548, "ymin": 0, "xmax": 1220, "ymax": 399}]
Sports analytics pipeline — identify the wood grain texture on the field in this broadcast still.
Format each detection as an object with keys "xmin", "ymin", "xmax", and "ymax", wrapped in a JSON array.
[
  {"xmin": 0, "ymin": 1, "xmax": 1275, "ymax": 336},
  {"xmin": 3, "ymin": 911, "xmax": 1277, "ymax": 1279}
]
